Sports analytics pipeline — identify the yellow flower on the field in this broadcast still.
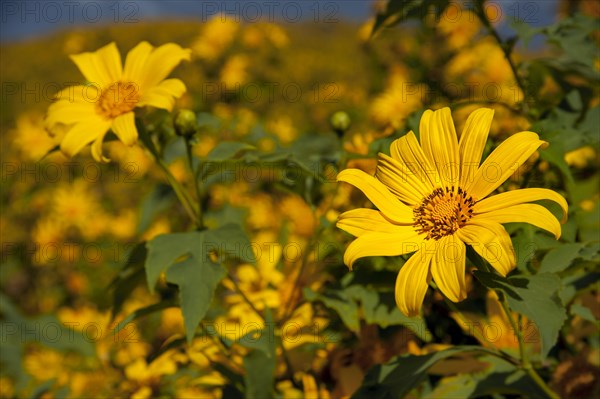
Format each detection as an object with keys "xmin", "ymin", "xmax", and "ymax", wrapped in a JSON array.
[
  {"xmin": 337, "ymin": 107, "xmax": 568, "ymax": 317},
  {"xmin": 193, "ymin": 14, "xmax": 239, "ymax": 61},
  {"xmin": 11, "ymin": 112, "xmax": 60, "ymax": 161},
  {"xmin": 46, "ymin": 42, "xmax": 191, "ymax": 162}
]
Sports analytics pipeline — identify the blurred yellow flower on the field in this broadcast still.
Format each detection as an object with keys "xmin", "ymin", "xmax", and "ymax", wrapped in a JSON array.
[
  {"xmin": 125, "ymin": 351, "xmax": 180, "ymax": 385},
  {"xmin": 46, "ymin": 42, "xmax": 190, "ymax": 162},
  {"xmin": 193, "ymin": 14, "xmax": 239, "ymax": 61},
  {"xmin": 220, "ymin": 54, "xmax": 250, "ymax": 88},
  {"xmin": 370, "ymin": 71, "xmax": 425, "ymax": 129},
  {"xmin": 565, "ymin": 146, "xmax": 596, "ymax": 168},
  {"xmin": 268, "ymin": 116, "xmax": 298, "ymax": 145},
  {"xmin": 11, "ymin": 112, "xmax": 60, "ymax": 161},
  {"xmin": 280, "ymin": 194, "xmax": 317, "ymax": 237},
  {"xmin": 437, "ymin": 7, "xmax": 481, "ymax": 50},
  {"xmin": 337, "ymin": 107, "xmax": 568, "ymax": 316},
  {"xmin": 51, "ymin": 179, "xmax": 107, "ymax": 239}
]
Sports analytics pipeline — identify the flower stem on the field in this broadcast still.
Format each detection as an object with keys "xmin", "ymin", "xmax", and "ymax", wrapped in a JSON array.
[
  {"xmin": 184, "ymin": 139, "xmax": 204, "ymax": 229},
  {"xmin": 226, "ymin": 271, "xmax": 264, "ymax": 321},
  {"xmin": 155, "ymin": 156, "xmax": 200, "ymax": 227},
  {"xmin": 498, "ymin": 294, "xmax": 560, "ymax": 399},
  {"xmin": 475, "ymin": 4, "xmax": 529, "ymax": 108}
]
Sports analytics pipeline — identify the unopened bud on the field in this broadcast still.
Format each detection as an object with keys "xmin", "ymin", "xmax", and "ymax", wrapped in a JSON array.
[
  {"xmin": 330, "ymin": 111, "xmax": 351, "ymax": 135},
  {"xmin": 174, "ymin": 109, "xmax": 197, "ymax": 137}
]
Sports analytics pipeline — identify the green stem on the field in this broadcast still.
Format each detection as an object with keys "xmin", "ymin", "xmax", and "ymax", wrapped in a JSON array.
[
  {"xmin": 155, "ymin": 156, "xmax": 200, "ymax": 226},
  {"xmin": 498, "ymin": 295, "xmax": 559, "ymax": 399},
  {"xmin": 470, "ymin": 251, "xmax": 560, "ymax": 398},
  {"xmin": 226, "ymin": 271, "xmax": 264, "ymax": 321},
  {"xmin": 137, "ymin": 120, "xmax": 200, "ymax": 226},
  {"xmin": 281, "ymin": 237, "xmax": 315, "ymax": 323},
  {"xmin": 432, "ymin": 281, "xmax": 519, "ymax": 366},
  {"xmin": 475, "ymin": 3, "xmax": 529, "ymax": 108},
  {"xmin": 185, "ymin": 139, "xmax": 204, "ymax": 229}
]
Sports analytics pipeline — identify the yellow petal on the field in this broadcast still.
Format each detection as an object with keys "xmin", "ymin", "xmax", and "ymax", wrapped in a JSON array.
[
  {"xmin": 431, "ymin": 235, "xmax": 467, "ymax": 302},
  {"xmin": 475, "ymin": 188, "xmax": 568, "ymax": 224},
  {"xmin": 337, "ymin": 208, "xmax": 417, "ymax": 237},
  {"xmin": 337, "ymin": 169, "xmax": 415, "ymax": 224},
  {"xmin": 91, "ymin": 132, "xmax": 110, "ymax": 163},
  {"xmin": 111, "ymin": 112, "xmax": 138, "ymax": 146},
  {"xmin": 138, "ymin": 79, "xmax": 187, "ymax": 111},
  {"xmin": 465, "ymin": 132, "xmax": 546, "ymax": 200},
  {"xmin": 395, "ymin": 240, "xmax": 435, "ymax": 317},
  {"xmin": 46, "ymin": 99, "xmax": 96, "ymax": 128},
  {"xmin": 53, "ymin": 84, "xmax": 99, "ymax": 103},
  {"xmin": 456, "ymin": 220, "xmax": 516, "ymax": 276},
  {"xmin": 137, "ymin": 43, "xmax": 191, "ymax": 90},
  {"xmin": 60, "ymin": 117, "xmax": 112, "ymax": 158},
  {"xmin": 458, "ymin": 108, "xmax": 494, "ymax": 187},
  {"xmin": 343, "ymin": 230, "xmax": 425, "ymax": 270},
  {"xmin": 123, "ymin": 41, "xmax": 153, "ymax": 83},
  {"xmin": 376, "ymin": 153, "xmax": 428, "ymax": 205},
  {"xmin": 477, "ymin": 203, "xmax": 562, "ymax": 239},
  {"xmin": 390, "ymin": 132, "xmax": 438, "ymax": 190},
  {"xmin": 420, "ymin": 108, "xmax": 459, "ymax": 188},
  {"xmin": 70, "ymin": 42, "xmax": 122, "ymax": 88}
]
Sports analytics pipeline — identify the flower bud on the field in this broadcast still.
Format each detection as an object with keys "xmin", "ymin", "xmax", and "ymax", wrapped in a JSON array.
[
  {"xmin": 174, "ymin": 109, "xmax": 197, "ymax": 137},
  {"xmin": 330, "ymin": 111, "xmax": 351, "ymax": 135}
]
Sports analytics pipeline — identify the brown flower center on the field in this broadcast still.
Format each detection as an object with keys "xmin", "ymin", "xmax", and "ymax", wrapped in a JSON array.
[
  {"xmin": 413, "ymin": 187, "xmax": 475, "ymax": 240},
  {"xmin": 96, "ymin": 81, "xmax": 140, "ymax": 119}
]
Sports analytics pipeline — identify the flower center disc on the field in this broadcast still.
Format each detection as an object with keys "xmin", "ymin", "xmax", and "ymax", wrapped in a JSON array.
[
  {"xmin": 414, "ymin": 187, "xmax": 475, "ymax": 240},
  {"xmin": 96, "ymin": 81, "xmax": 140, "ymax": 119}
]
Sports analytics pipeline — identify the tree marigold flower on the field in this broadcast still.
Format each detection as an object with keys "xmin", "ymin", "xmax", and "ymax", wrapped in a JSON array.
[
  {"xmin": 337, "ymin": 107, "xmax": 568, "ymax": 317},
  {"xmin": 46, "ymin": 42, "xmax": 191, "ymax": 162}
]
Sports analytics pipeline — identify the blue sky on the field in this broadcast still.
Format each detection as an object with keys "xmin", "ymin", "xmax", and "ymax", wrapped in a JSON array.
[{"xmin": 1, "ymin": 0, "xmax": 559, "ymax": 43}]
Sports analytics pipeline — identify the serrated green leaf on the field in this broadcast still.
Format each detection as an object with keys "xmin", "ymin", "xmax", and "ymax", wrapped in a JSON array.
[
  {"xmin": 540, "ymin": 243, "xmax": 585, "ymax": 273},
  {"xmin": 205, "ymin": 141, "xmax": 256, "ymax": 162},
  {"xmin": 570, "ymin": 303, "xmax": 597, "ymax": 322},
  {"xmin": 473, "ymin": 271, "xmax": 566, "ymax": 359},
  {"xmin": 145, "ymin": 225, "xmax": 252, "ymax": 343},
  {"xmin": 110, "ymin": 242, "xmax": 147, "ymax": 318},
  {"xmin": 352, "ymin": 346, "xmax": 497, "ymax": 399},
  {"xmin": 243, "ymin": 309, "xmax": 276, "ymax": 399},
  {"xmin": 136, "ymin": 184, "xmax": 175, "ymax": 234},
  {"xmin": 166, "ymin": 256, "xmax": 225, "ymax": 344},
  {"xmin": 145, "ymin": 231, "xmax": 204, "ymax": 293},
  {"xmin": 205, "ymin": 223, "xmax": 256, "ymax": 264},
  {"xmin": 344, "ymin": 285, "xmax": 431, "ymax": 341},
  {"xmin": 303, "ymin": 288, "xmax": 360, "ymax": 333}
]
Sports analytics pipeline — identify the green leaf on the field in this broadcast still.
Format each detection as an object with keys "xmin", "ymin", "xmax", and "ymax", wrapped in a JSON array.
[
  {"xmin": 352, "ymin": 346, "xmax": 496, "ymax": 399},
  {"xmin": 205, "ymin": 142, "xmax": 256, "ymax": 162},
  {"xmin": 136, "ymin": 184, "xmax": 175, "ymax": 234},
  {"xmin": 538, "ymin": 142, "xmax": 574, "ymax": 184},
  {"xmin": 109, "ymin": 242, "xmax": 147, "ymax": 318},
  {"xmin": 145, "ymin": 225, "xmax": 253, "ymax": 343},
  {"xmin": 570, "ymin": 304, "xmax": 597, "ymax": 322},
  {"xmin": 427, "ymin": 355, "xmax": 550, "ymax": 399},
  {"xmin": 205, "ymin": 223, "xmax": 256, "ymax": 264},
  {"xmin": 166, "ymin": 255, "xmax": 225, "ymax": 344},
  {"xmin": 540, "ymin": 243, "xmax": 585, "ymax": 273},
  {"xmin": 303, "ymin": 288, "xmax": 360, "ymax": 333},
  {"xmin": 145, "ymin": 231, "xmax": 205, "ymax": 293},
  {"xmin": 511, "ymin": 18, "xmax": 543, "ymax": 48},
  {"xmin": 344, "ymin": 285, "xmax": 431, "ymax": 341},
  {"xmin": 242, "ymin": 309, "xmax": 276, "ymax": 399},
  {"xmin": 473, "ymin": 271, "xmax": 567, "ymax": 359}
]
